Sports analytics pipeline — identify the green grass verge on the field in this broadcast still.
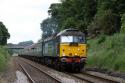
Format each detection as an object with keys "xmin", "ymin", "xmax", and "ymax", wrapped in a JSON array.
[
  {"xmin": 0, "ymin": 46, "xmax": 10, "ymax": 71},
  {"xmin": 87, "ymin": 33, "xmax": 125, "ymax": 72}
]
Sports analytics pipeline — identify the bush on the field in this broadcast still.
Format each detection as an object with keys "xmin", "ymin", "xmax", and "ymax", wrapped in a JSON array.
[
  {"xmin": 87, "ymin": 33, "xmax": 125, "ymax": 72},
  {"xmin": 121, "ymin": 13, "xmax": 125, "ymax": 33},
  {"xmin": 88, "ymin": 9, "xmax": 120, "ymax": 37},
  {"xmin": 97, "ymin": 35, "xmax": 106, "ymax": 44},
  {"xmin": 0, "ymin": 46, "xmax": 10, "ymax": 71}
]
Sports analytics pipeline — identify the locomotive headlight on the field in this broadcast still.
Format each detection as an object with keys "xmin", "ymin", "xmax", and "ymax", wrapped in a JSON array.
[
  {"xmin": 78, "ymin": 49, "xmax": 80, "ymax": 51},
  {"xmin": 61, "ymin": 58, "xmax": 67, "ymax": 62},
  {"xmin": 75, "ymin": 53, "xmax": 77, "ymax": 55},
  {"xmin": 62, "ymin": 53, "xmax": 65, "ymax": 56},
  {"xmin": 80, "ymin": 58, "xmax": 86, "ymax": 62}
]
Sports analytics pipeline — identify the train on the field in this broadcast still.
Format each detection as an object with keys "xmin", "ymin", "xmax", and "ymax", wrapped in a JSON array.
[{"xmin": 19, "ymin": 29, "xmax": 87, "ymax": 72}]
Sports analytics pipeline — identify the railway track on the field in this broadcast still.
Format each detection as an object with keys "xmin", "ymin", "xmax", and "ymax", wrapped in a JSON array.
[
  {"xmin": 16, "ymin": 57, "xmax": 125, "ymax": 83},
  {"xmin": 17, "ymin": 57, "xmax": 91, "ymax": 83},
  {"xmin": 67, "ymin": 72, "xmax": 120, "ymax": 83},
  {"xmin": 18, "ymin": 63, "xmax": 35, "ymax": 83},
  {"xmin": 16, "ymin": 59, "xmax": 61, "ymax": 83}
]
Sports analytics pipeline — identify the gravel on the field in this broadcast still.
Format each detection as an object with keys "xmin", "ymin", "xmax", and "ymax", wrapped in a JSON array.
[{"xmin": 86, "ymin": 67, "xmax": 125, "ymax": 80}]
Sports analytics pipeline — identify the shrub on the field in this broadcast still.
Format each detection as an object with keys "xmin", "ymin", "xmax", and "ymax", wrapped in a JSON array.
[
  {"xmin": 87, "ymin": 33, "xmax": 125, "ymax": 72},
  {"xmin": 121, "ymin": 13, "xmax": 125, "ymax": 33},
  {"xmin": 0, "ymin": 46, "xmax": 10, "ymax": 71},
  {"xmin": 88, "ymin": 9, "xmax": 120, "ymax": 37}
]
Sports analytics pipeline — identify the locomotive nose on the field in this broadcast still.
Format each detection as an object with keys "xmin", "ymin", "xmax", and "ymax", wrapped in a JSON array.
[{"xmin": 60, "ymin": 43, "xmax": 86, "ymax": 57}]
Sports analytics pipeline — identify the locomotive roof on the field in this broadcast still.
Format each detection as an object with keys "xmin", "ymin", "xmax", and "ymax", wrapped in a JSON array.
[
  {"xmin": 57, "ymin": 28, "xmax": 84, "ymax": 36},
  {"xmin": 43, "ymin": 33, "xmax": 57, "ymax": 42},
  {"xmin": 43, "ymin": 29, "xmax": 85, "ymax": 42}
]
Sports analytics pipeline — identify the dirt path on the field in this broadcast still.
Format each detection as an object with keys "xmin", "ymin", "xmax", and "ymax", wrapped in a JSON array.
[{"xmin": 0, "ymin": 57, "xmax": 17, "ymax": 83}]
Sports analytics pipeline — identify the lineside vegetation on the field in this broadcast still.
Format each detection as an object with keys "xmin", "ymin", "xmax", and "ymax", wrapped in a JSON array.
[
  {"xmin": 0, "ymin": 46, "xmax": 10, "ymax": 71},
  {"xmin": 0, "ymin": 21, "xmax": 10, "ymax": 71},
  {"xmin": 87, "ymin": 33, "xmax": 125, "ymax": 72}
]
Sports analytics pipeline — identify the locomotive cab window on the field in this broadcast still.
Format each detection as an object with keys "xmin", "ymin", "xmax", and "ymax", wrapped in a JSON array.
[{"xmin": 61, "ymin": 36, "xmax": 85, "ymax": 43}]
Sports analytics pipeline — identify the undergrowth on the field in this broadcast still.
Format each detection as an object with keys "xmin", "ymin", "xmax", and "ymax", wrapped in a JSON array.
[
  {"xmin": 87, "ymin": 33, "xmax": 125, "ymax": 72},
  {"xmin": 0, "ymin": 46, "xmax": 10, "ymax": 71}
]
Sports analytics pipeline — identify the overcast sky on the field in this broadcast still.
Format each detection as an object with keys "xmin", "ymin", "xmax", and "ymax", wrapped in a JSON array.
[{"xmin": 0, "ymin": 0, "xmax": 60, "ymax": 44}]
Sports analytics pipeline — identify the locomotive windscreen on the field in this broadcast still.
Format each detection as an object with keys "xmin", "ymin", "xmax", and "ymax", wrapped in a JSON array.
[{"xmin": 61, "ymin": 36, "xmax": 85, "ymax": 43}]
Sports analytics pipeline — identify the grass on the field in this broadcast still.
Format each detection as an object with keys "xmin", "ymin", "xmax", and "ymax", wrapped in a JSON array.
[
  {"xmin": 0, "ymin": 46, "xmax": 10, "ymax": 71},
  {"xmin": 87, "ymin": 33, "xmax": 125, "ymax": 72}
]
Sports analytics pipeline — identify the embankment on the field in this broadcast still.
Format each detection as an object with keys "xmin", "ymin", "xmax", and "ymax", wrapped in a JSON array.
[
  {"xmin": 0, "ymin": 46, "xmax": 10, "ymax": 71},
  {"xmin": 87, "ymin": 33, "xmax": 125, "ymax": 73}
]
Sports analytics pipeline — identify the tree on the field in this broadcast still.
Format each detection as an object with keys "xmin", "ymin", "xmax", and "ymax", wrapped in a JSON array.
[
  {"xmin": 40, "ymin": 0, "xmax": 125, "ymax": 38},
  {"xmin": 48, "ymin": 0, "xmax": 97, "ymax": 31},
  {"xmin": 88, "ymin": 9, "xmax": 120, "ymax": 36},
  {"xmin": 0, "ymin": 22, "xmax": 10, "ymax": 45},
  {"xmin": 115, "ymin": 0, "xmax": 125, "ymax": 14},
  {"xmin": 40, "ymin": 17, "xmax": 58, "ymax": 39},
  {"xmin": 88, "ymin": 0, "xmax": 121, "ymax": 37}
]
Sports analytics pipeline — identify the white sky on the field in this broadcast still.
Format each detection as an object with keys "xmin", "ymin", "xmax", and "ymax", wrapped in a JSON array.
[{"xmin": 0, "ymin": 0, "xmax": 60, "ymax": 44}]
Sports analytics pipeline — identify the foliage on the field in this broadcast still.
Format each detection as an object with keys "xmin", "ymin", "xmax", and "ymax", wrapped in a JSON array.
[
  {"xmin": 0, "ymin": 22, "xmax": 10, "ymax": 45},
  {"xmin": 40, "ymin": 0, "xmax": 125, "ymax": 38},
  {"xmin": 115, "ymin": 0, "xmax": 125, "ymax": 14},
  {"xmin": 40, "ymin": 17, "xmax": 58, "ymax": 39},
  {"xmin": 88, "ymin": 9, "xmax": 120, "ymax": 36},
  {"xmin": 97, "ymin": 34, "xmax": 106, "ymax": 44},
  {"xmin": 47, "ymin": 0, "xmax": 97, "ymax": 32},
  {"xmin": 87, "ymin": 33, "xmax": 125, "ymax": 72},
  {"xmin": 120, "ymin": 13, "xmax": 125, "ymax": 33},
  {"xmin": 0, "ymin": 46, "xmax": 10, "ymax": 71}
]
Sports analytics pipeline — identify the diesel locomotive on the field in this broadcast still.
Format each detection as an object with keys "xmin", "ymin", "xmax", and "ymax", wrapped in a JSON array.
[{"xmin": 19, "ymin": 29, "xmax": 87, "ymax": 71}]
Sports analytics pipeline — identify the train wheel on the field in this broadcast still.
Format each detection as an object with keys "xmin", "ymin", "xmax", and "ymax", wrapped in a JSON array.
[
  {"xmin": 80, "ymin": 64, "xmax": 85, "ymax": 72},
  {"xmin": 75, "ymin": 68, "xmax": 80, "ymax": 72},
  {"xmin": 59, "ymin": 63, "xmax": 65, "ymax": 71},
  {"xmin": 54, "ymin": 60, "xmax": 59, "ymax": 70},
  {"xmin": 81, "ymin": 67, "xmax": 86, "ymax": 72}
]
